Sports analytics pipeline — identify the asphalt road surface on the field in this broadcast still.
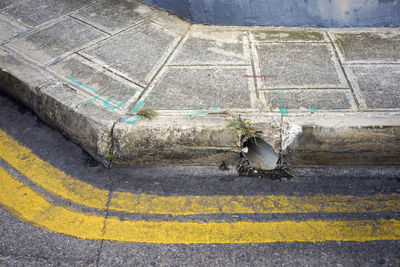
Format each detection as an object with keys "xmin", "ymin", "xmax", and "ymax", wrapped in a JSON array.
[{"xmin": 0, "ymin": 92, "xmax": 399, "ymax": 266}]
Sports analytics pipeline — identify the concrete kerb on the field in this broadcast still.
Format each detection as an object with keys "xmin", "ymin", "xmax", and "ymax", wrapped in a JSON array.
[{"xmin": 1, "ymin": 43, "xmax": 400, "ymax": 167}]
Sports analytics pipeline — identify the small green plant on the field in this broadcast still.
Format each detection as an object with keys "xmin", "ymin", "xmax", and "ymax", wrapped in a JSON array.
[
  {"xmin": 137, "ymin": 109, "xmax": 158, "ymax": 120},
  {"xmin": 227, "ymin": 115, "xmax": 256, "ymax": 139},
  {"xmin": 104, "ymin": 150, "xmax": 115, "ymax": 162}
]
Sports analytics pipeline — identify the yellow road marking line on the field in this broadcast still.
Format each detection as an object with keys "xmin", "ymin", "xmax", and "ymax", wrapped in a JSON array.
[
  {"xmin": 0, "ymin": 129, "xmax": 109, "ymax": 210},
  {"xmin": 0, "ymin": 167, "xmax": 104, "ymax": 239},
  {"xmin": 1, "ymin": 166, "xmax": 400, "ymax": 244},
  {"xmin": 1, "ymin": 129, "xmax": 400, "ymax": 215}
]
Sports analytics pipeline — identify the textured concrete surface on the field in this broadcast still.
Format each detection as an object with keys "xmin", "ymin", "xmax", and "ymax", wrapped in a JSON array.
[
  {"xmin": 8, "ymin": 18, "xmax": 106, "ymax": 65},
  {"xmin": 254, "ymin": 43, "xmax": 346, "ymax": 89},
  {"xmin": 331, "ymin": 29, "xmax": 400, "ymax": 63},
  {"xmin": 73, "ymin": 0, "xmax": 152, "ymax": 35},
  {"xmin": 0, "ymin": 0, "xmax": 399, "ymax": 167},
  {"xmin": 143, "ymin": 66, "xmax": 254, "ymax": 109},
  {"xmin": 347, "ymin": 65, "xmax": 400, "ymax": 109},
  {"xmin": 0, "ymin": 14, "xmax": 25, "ymax": 43},
  {"xmin": 81, "ymin": 20, "xmax": 184, "ymax": 87},
  {"xmin": 3, "ymin": 0, "xmax": 93, "ymax": 27},
  {"xmin": 264, "ymin": 89, "xmax": 354, "ymax": 112}
]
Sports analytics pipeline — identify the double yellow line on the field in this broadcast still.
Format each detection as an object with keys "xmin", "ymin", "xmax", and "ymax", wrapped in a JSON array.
[{"xmin": 0, "ymin": 129, "xmax": 400, "ymax": 243}]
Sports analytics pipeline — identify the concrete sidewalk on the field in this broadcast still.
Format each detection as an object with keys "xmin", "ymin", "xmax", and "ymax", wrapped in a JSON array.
[{"xmin": 0, "ymin": 0, "xmax": 399, "ymax": 167}]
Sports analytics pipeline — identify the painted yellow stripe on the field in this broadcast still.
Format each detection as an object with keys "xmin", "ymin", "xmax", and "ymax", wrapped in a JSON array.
[
  {"xmin": 0, "ymin": 129, "xmax": 109, "ymax": 210},
  {"xmin": 1, "ymin": 166, "xmax": 400, "ymax": 244},
  {"xmin": 0, "ymin": 167, "xmax": 104, "ymax": 239},
  {"xmin": 109, "ymin": 192, "xmax": 400, "ymax": 215},
  {"xmin": 1, "ymin": 129, "xmax": 400, "ymax": 216}
]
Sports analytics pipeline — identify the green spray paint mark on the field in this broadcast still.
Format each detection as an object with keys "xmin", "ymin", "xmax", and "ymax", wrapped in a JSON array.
[
  {"xmin": 307, "ymin": 108, "xmax": 320, "ymax": 112},
  {"xmin": 186, "ymin": 107, "xmax": 221, "ymax": 119}
]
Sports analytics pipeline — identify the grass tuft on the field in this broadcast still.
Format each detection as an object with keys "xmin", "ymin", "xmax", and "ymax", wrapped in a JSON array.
[
  {"xmin": 104, "ymin": 150, "xmax": 115, "ymax": 162},
  {"xmin": 227, "ymin": 115, "xmax": 256, "ymax": 139},
  {"xmin": 137, "ymin": 109, "xmax": 158, "ymax": 120}
]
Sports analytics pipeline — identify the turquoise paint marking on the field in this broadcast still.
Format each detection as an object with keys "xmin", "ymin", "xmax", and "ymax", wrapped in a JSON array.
[
  {"xmin": 273, "ymin": 90, "xmax": 289, "ymax": 115},
  {"xmin": 70, "ymin": 77, "xmax": 103, "ymax": 104},
  {"xmin": 69, "ymin": 77, "xmax": 100, "ymax": 94},
  {"xmin": 186, "ymin": 107, "xmax": 221, "ymax": 119},
  {"xmin": 85, "ymin": 95, "xmax": 101, "ymax": 104},
  {"xmin": 104, "ymin": 98, "xmax": 127, "ymax": 110},
  {"xmin": 333, "ymin": 108, "xmax": 343, "ymax": 111},
  {"xmin": 121, "ymin": 115, "xmax": 141, "ymax": 125},
  {"xmin": 70, "ymin": 77, "xmax": 129, "ymax": 110},
  {"xmin": 307, "ymin": 108, "xmax": 320, "ymax": 112},
  {"xmin": 279, "ymin": 109, "xmax": 289, "ymax": 115},
  {"xmin": 129, "ymin": 97, "xmax": 148, "ymax": 113}
]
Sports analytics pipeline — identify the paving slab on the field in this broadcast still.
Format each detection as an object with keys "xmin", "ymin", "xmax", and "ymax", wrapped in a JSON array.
[
  {"xmin": 346, "ymin": 64, "xmax": 400, "ymax": 110},
  {"xmin": 3, "ymin": 0, "xmax": 93, "ymax": 27},
  {"xmin": 82, "ymin": 20, "xmax": 183, "ymax": 87},
  {"xmin": 263, "ymin": 89, "xmax": 355, "ymax": 113},
  {"xmin": 7, "ymin": 18, "xmax": 106, "ymax": 65},
  {"xmin": 0, "ymin": 14, "xmax": 26, "ymax": 43},
  {"xmin": 143, "ymin": 66, "xmax": 255, "ymax": 110},
  {"xmin": 254, "ymin": 43, "xmax": 348, "ymax": 89},
  {"xmin": 170, "ymin": 27, "xmax": 250, "ymax": 65},
  {"xmin": 0, "ymin": 0, "xmax": 20, "ymax": 9},
  {"xmin": 73, "ymin": 0, "xmax": 152, "ymax": 35},
  {"xmin": 50, "ymin": 54, "xmax": 142, "ymax": 109},
  {"xmin": 331, "ymin": 30, "xmax": 400, "ymax": 63},
  {"xmin": 250, "ymin": 29, "xmax": 327, "ymax": 42}
]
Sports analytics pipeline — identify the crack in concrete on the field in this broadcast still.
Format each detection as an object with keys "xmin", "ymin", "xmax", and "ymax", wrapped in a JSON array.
[{"xmin": 96, "ymin": 186, "xmax": 113, "ymax": 267}]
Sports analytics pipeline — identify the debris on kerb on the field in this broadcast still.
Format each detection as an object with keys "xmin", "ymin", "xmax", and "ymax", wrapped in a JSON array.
[{"xmin": 242, "ymin": 137, "xmax": 279, "ymax": 170}]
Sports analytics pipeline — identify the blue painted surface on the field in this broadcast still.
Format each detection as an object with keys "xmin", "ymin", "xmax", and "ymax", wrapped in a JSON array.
[{"xmin": 141, "ymin": 0, "xmax": 400, "ymax": 27}]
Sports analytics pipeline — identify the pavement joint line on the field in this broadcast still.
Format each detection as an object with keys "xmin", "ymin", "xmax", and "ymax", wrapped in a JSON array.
[
  {"xmin": 2, "ymin": 0, "xmax": 104, "ymax": 30},
  {"xmin": 0, "ymin": 0, "xmax": 31, "ymax": 12},
  {"xmin": 123, "ymin": 23, "xmax": 190, "ymax": 114},
  {"xmin": 68, "ymin": 15, "xmax": 113, "ymax": 36},
  {"xmin": 4, "ymin": 19, "xmax": 109, "ymax": 67},
  {"xmin": 75, "ymin": 52, "xmax": 146, "ymax": 90},
  {"xmin": 342, "ymin": 62, "xmax": 400, "ymax": 65},
  {"xmin": 247, "ymin": 31, "xmax": 261, "ymax": 101},
  {"xmin": 258, "ymin": 87, "xmax": 352, "ymax": 90},
  {"xmin": 326, "ymin": 32, "xmax": 361, "ymax": 111},
  {"xmin": 165, "ymin": 64, "xmax": 252, "ymax": 67},
  {"xmin": 70, "ymin": 17, "xmax": 149, "ymax": 56},
  {"xmin": 93, "ymin": 16, "xmax": 149, "ymax": 39},
  {"xmin": 1, "ymin": 166, "xmax": 400, "ymax": 244},
  {"xmin": 1, "ymin": 128, "xmax": 400, "ymax": 217}
]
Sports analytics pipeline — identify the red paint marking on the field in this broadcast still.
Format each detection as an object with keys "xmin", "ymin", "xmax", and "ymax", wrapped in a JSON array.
[{"xmin": 243, "ymin": 75, "xmax": 277, "ymax": 78}]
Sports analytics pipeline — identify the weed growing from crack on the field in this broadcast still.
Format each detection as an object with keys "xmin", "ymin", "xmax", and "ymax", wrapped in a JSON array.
[
  {"xmin": 227, "ymin": 115, "xmax": 256, "ymax": 140},
  {"xmin": 138, "ymin": 109, "xmax": 158, "ymax": 120},
  {"xmin": 104, "ymin": 150, "xmax": 115, "ymax": 162}
]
